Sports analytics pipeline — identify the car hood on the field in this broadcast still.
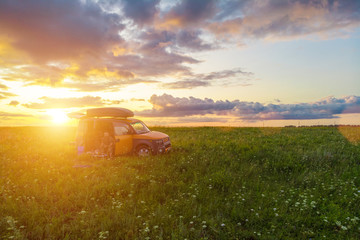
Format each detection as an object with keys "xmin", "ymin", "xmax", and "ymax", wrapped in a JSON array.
[{"xmin": 133, "ymin": 131, "xmax": 169, "ymax": 140}]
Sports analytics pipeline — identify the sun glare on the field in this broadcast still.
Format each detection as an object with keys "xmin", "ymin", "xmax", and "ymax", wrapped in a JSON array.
[{"xmin": 47, "ymin": 109, "xmax": 69, "ymax": 124}]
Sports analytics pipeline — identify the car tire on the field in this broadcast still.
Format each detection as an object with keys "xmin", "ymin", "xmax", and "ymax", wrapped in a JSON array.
[{"xmin": 136, "ymin": 145, "xmax": 152, "ymax": 157}]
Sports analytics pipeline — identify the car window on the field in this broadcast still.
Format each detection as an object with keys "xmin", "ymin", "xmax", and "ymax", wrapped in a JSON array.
[
  {"xmin": 113, "ymin": 122, "xmax": 131, "ymax": 136},
  {"xmin": 131, "ymin": 122, "xmax": 150, "ymax": 134}
]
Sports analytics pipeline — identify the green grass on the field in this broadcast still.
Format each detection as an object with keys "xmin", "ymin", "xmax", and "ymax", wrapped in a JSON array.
[{"xmin": 1, "ymin": 126, "xmax": 360, "ymax": 239}]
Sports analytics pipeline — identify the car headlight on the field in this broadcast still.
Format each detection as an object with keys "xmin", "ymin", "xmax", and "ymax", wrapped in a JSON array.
[{"xmin": 155, "ymin": 139, "xmax": 163, "ymax": 145}]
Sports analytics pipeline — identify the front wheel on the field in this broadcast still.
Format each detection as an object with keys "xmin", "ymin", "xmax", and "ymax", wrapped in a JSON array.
[{"xmin": 136, "ymin": 145, "xmax": 152, "ymax": 157}]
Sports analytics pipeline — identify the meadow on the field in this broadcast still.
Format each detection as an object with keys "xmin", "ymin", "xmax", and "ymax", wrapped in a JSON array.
[{"xmin": 0, "ymin": 126, "xmax": 360, "ymax": 239}]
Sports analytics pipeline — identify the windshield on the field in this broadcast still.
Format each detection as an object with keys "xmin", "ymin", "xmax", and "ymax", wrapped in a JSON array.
[{"xmin": 131, "ymin": 121, "xmax": 150, "ymax": 134}]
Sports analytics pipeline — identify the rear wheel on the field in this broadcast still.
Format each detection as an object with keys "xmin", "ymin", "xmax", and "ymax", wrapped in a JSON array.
[{"xmin": 136, "ymin": 145, "xmax": 151, "ymax": 157}]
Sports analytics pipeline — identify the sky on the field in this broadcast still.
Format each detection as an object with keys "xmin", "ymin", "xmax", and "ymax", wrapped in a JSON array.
[{"xmin": 0, "ymin": 0, "xmax": 359, "ymax": 127}]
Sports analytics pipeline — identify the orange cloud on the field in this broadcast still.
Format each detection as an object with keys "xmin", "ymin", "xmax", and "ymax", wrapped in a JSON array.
[
  {"xmin": 23, "ymin": 96, "xmax": 106, "ymax": 109},
  {"xmin": 0, "ymin": 1, "xmax": 124, "ymax": 63}
]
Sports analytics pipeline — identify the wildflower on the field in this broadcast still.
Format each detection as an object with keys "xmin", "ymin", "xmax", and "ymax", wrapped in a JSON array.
[
  {"xmin": 98, "ymin": 231, "xmax": 109, "ymax": 239},
  {"xmin": 221, "ymin": 223, "xmax": 225, "ymax": 227}
]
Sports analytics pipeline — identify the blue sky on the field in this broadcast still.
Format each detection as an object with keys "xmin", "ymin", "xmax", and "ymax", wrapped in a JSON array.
[{"xmin": 0, "ymin": 0, "xmax": 359, "ymax": 126}]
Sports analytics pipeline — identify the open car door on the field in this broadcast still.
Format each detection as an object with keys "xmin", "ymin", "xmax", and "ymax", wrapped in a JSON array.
[{"xmin": 113, "ymin": 122, "xmax": 133, "ymax": 155}]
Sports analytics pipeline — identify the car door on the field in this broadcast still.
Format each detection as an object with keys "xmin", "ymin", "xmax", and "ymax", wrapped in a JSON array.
[{"xmin": 113, "ymin": 122, "xmax": 133, "ymax": 155}]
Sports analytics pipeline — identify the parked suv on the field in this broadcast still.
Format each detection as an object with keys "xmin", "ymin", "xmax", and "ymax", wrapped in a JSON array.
[{"xmin": 74, "ymin": 108, "xmax": 171, "ymax": 157}]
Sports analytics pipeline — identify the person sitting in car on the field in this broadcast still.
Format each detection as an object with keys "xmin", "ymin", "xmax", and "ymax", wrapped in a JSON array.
[{"xmin": 100, "ymin": 132, "xmax": 115, "ymax": 157}]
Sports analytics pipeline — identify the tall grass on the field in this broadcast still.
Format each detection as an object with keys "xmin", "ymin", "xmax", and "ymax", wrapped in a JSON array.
[{"xmin": 0, "ymin": 126, "xmax": 359, "ymax": 239}]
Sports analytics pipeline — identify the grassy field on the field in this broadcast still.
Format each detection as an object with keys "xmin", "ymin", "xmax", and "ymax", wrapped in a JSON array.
[{"xmin": 0, "ymin": 126, "xmax": 360, "ymax": 239}]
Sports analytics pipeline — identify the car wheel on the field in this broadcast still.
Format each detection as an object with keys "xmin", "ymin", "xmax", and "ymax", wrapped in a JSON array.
[{"xmin": 136, "ymin": 145, "xmax": 151, "ymax": 157}]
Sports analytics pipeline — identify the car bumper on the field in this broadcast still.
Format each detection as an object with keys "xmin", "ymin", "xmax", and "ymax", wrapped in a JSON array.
[{"xmin": 155, "ymin": 142, "xmax": 171, "ymax": 154}]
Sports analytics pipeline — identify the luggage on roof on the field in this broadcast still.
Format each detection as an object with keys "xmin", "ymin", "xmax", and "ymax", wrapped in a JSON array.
[{"xmin": 86, "ymin": 107, "xmax": 134, "ymax": 118}]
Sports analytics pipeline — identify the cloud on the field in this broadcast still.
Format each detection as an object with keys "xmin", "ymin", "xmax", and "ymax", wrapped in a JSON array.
[
  {"xmin": 138, "ymin": 94, "xmax": 360, "ymax": 120},
  {"xmin": 111, "ymin": 50, "xmax": 198, "ymax": 77},
  {"xmin": 162, "ymin": 68, "xmax": 254, "ymax": 89},
  {"xmin": 23, "ymin": 96, "xmax": 106, "ymax": 109},
  {"xmin": 8, "ymin": 100, "xmax": 19, "ymax": 106},
  {"xmin": 208, "ymin": 0, "xmax": 360, "ymax": 40},
  {"xmin": 0, "ymin": 0, "xmax": 359, "ymax": 91},
  {"xmin": 0, "ymin": 83, "xmax": 9, "ymax": 90},
  {"xmin": 161, "ymin": 0, "xmax": 217, "ymax": 28},
  {"xmin": 162, "ymin": 80, "xmax": 210, "ymax": 89},
  {"xmin": 138, "ymin": 94, "xmax": 237, "ymax": 117},
  {"xmin": 63, "ymin": 78, "xmax": 158, "ymax": 92},
  {"xmin": 0, "ymin": 91, "xmax": 17, "ymax": 99},
  {"xmin": 176, "ymin": 30, "xmax": 216, "ymax": 51},
  {"xmin": 121, "ymin": 0, "xmax": 160, "ymax": 26},
  {"xmin": 131, "ymin": 98, "xmax": 146, "ymax": 102},
  {"xmin": 195, "ymin": 68, "xmax": 254, "ymax": 81},
  {"xmin": 213, "ymin": 0, "xmax": 250, "ymax": 21},
  {"xmin": 0, "ymin": 111, "xmax": 32, "ymax": 117},
  {"xmin": 0, "ymin": 0, "xmax": 206, "ymax": 86},
  {"xmin": 9, "ymin": 64, "xmax": 67, "ymax": 86},
  {"xmin": 0, "ymin": 0, "xmax": 124, "ymax": 63}
]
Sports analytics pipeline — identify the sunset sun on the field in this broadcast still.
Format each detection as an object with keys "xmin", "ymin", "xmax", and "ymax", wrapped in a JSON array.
[{"xmin": 47, "ymin": 109, "xmax": 69, "ymax": 124}]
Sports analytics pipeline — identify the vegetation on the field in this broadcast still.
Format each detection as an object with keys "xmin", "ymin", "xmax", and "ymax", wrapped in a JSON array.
[{"xmin": 1, "ymin": 126, "xmax": 360, "ymax": 239}]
